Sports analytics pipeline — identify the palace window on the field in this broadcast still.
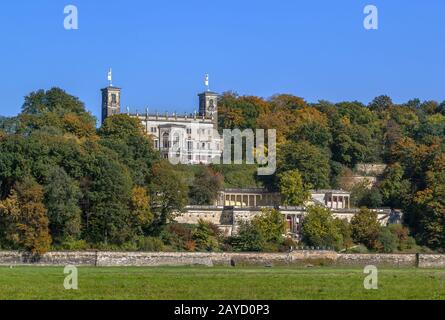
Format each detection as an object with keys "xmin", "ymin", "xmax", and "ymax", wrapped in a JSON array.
[
  {"xmin": 173, "ymin": 133, "xmax": 180, "ymax": 147},
  {"xmin": 162, "ymin": 133, "xmax": 170, "ymax": 149}
]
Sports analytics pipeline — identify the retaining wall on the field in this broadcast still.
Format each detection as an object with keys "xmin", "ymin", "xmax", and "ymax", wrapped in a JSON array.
[{"xmin": 0, "ymin": 251, "xmax": 443, "ymax": 268}]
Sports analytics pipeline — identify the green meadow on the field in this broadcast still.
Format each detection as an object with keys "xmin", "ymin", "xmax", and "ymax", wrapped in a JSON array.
[{"xmin": 0, "ymin": 266, "xmax": 443, "ymax": 300}]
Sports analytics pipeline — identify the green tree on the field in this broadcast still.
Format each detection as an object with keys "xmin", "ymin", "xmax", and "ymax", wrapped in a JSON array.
[
  {"xmin": 19, "ymin": 87, "xmax": 96, "ymax": 138},
  {"xmin": 380, "ymin": 163, "xmax": 410, "ymax": 208},
  {"xmin": 334, "ymin": 218, "xmax": 353, "ymax": 250},
  {"xmin": 252, "ymin": 208, "xmax": 286, "ymax": 244},
  {"xmin": 149, "ymin": 161, "xmax": 189, "ymax": 233},
  {"xmin": 301, "ymin": 206, "xmax": 343, "ymax": 250},
  {"xmin": 351, "ymin": 208, "xmax": 381, "ymax": 249},
  {"xmin": 278, "ymin": 140, "xmax": 331, "ymax": 189},
  {"xmin": 44, "ymin": 167, "xmax": 82, "ymax": 243},
  {"xmin": 83, "ymin": 149, "xmax": 134, "ymax": 244},
  {"xmin": 189, "ymin": 166, "xmax": 224, "ymax": 205},
  {"xmin": 413, "ymin": 153, "xmax": 445, "ymax": 249},
  {"xmin": 99, "ymin": 114, "xmax": 158, "ymax": 186},
  {"xmin": 369, "ymin": 95, "xmax": 393, "ymax": 112},
  {"xmin": 278, "ymin": 169, "xmax": 311, "ymax": 206}
]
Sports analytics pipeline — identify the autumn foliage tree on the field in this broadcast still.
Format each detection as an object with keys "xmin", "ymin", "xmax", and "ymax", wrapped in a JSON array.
[{"xmin": 0, "ymin": 178, "xmax": 52, "ymax": 255}]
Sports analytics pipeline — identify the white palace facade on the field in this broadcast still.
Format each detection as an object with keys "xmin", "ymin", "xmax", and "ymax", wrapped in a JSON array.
[{"xmin": 101, "ymin": 78, "xmax": 222, "ymax": 165}]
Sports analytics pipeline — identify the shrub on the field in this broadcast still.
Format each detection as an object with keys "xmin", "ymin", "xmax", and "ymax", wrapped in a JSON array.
[
  {"xmin": 230, "ymin": 221, "xmax": 265, "ymax": 252},
  {"xmin": 278, "ymin": 237, "xmax": 298, "ymax": 252},
  {"xmin": 376, "ymin": 228, "xmax": 398, "ymax": 253},
  {"xmin": 347, "ymin": 244, "xmax": 369, "ymax": 253},
  {"xmin": 160, "ymin": 223, "xmax": 195, "ymax": 251},
  {"xmin": 192, "ymin": 220, "xmax": 220, "ymax": 251},
  {"xmin": 56, "ymin": 239, "xmax": 90, "ymax": 251},
  {"xmin": 334, "ymin": 218, "xmax": 353, "ymax": 250},
  {"xmin": 137, "ymin": 237, "xmax": 164, "ymax": 252},
  {"xmin": 184, "ymin": 240, "xmax": 197, "ymax": 252},
  {"xmin": 93, "ymin": 242, "xmax": 138, "ymax": 251},
  {"xmin": 388, "ymin": 224, "xmax": 411, "ymax": 251}
]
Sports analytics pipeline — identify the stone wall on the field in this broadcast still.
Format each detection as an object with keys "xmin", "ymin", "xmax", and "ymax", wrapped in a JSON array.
[
  {"xmin": 337, "ymin": 254, "xmax": 417, "ymax": 267},
  {"xmin": 0, "ymin": 251, "xmax": 444, "ymax": 268},
  {"xmin": 418, "ymin": 254, "xmax": 445, "ymax": 268}
]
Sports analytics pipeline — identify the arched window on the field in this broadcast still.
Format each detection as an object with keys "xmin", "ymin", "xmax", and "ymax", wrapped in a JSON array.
[{"xmin": 162, "ymin": 132, "xmax": 170, "ymax": 149}]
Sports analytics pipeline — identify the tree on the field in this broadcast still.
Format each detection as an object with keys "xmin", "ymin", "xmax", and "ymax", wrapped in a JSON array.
[
  {"xmin": 379, "ymin": 163, "xmax": 410, "ymax": 208},
  {"xmin": 19, "ymin": 87, "xmax": 96, "ymax": 138},
  {"xmin": 149, "ymin": 161, "xmax": 188, "ymax": 233},
  {"xmin": 252, "ymin": 208, "xmax": 286, "ymax": 243},
  {"xmin": 99, "ymin": 114, "xmax": 158, "ymax": 187},
  {"xmin": 189, "ymin": 166, "xmax": 224, "ymax": 205},
  {"xmin": 334, "ymin": 218, "xmax": 353, "ymax": 250},
  {"xmin": 369, "ymin": 95, "xmax": 393, "ymax": 112},
  {"xmin": 359, "ymin": 188, "xmax": 383, "ymax": 209},
  {"xmin": 288, "ymin": 107, "xmax": 332, "ymax": 149},
  {"xmin": 217, "ymin": 92, "xmax": 269, "ymax": 130},
  {"xmin": 301, "ymin": 206, "xmax": 343, "ymax": 250},
  {"xmin": 413, "ymin": 153, "xmax": 445, "ymax": 249},
  {"xmin": 278, "ymin": 140, "xmax": 331, "ymax": 189},
  {"xmin": 82, "ymin": 149, "xmax": 134, "ymax": 244},
  {"xmin": 278, "ymin": 170, "xmax": 311, "ymax": 206},
  {"xmin": 44, "ymin": 167, "xmax": 82, "ymax": 243},
  {"xmin": 0, "ymin": 178, "xmax": 52, "ymax": 255},
  {"xmin": 129, "ymin": 186, "xmax": 154, "ymax": 234},
  {"xmin": 326, "ymin": 101, "xmax": 383, "ymax": 166},
  {"xmin": 351, "ymin": 208, "xmax": 381, "ymax": 249},
  {"xmin": 269, "ymin": 94, "xmax": 307, "ymax": 110}
]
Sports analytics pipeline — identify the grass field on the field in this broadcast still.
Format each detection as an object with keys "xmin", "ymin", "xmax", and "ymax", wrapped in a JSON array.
[{"xmin": 0, "ymin": 266, "xmax": 444, "ymax": 300}]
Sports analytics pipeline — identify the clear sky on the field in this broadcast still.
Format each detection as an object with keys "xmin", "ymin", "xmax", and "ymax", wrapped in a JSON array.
[{"xmin": 0, "ymin": 0, "xmax": 444, "ymax": 122}]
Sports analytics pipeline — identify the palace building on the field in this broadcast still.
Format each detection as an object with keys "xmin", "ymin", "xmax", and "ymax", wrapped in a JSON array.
[{"xmin": 101, "ymin": 73, "xmax": 222, "ymax": 165}]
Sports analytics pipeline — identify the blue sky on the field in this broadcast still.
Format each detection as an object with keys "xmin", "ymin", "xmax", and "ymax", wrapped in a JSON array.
[{"xmin": 0, "ymin": 0, "xmax": 444, "ymax": 121}]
